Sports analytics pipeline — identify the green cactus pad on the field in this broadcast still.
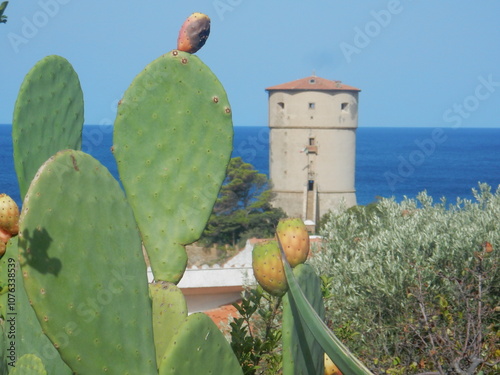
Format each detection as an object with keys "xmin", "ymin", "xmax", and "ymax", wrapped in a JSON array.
[
  {"xmin": 113, "ymin": 50, "xmax": 233, "ymax": 283},
  {"xmin": 282, "ymin": 263, "xmax": 325, "ymax": 375},
  {"xmin": 0, "ymin": 321, "xmax": 6, "ymax": 373},
  {"xmin": 149, "ymin": 281, "xmax": 188, "ymax": 368},
  {"xmin": 12, "ymin": 55, "xmax": 84, "ymax": 199},
  {"xmin": 1, "ymin": 237, "xmax": 72, "ymax": 374},
  {"xmin": 18, "ymin": 150, "xmax": 157, "ymax": 375},
  {"xmin": 159, "ymin": 312, "xmax": 243, "ymax": 375},
  {"xmin": 9, "ymin": 354, "xmax": 47, "ymax": 375}
]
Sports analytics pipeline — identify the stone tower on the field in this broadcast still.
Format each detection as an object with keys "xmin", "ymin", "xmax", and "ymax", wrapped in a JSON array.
[{"xmin": 266, "ymin": 75, "xmax": 360, "ymax": 229}]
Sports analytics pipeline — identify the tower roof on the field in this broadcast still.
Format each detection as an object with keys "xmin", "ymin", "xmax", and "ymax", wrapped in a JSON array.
[{"xmin": 265, "ymin": 76, "xmax": 361, "ymax": 92}]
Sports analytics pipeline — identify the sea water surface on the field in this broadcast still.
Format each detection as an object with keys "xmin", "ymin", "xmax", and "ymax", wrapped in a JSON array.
[{"xmin": 1, "ymin": 125, "xmax": 499, "ymax": 208}]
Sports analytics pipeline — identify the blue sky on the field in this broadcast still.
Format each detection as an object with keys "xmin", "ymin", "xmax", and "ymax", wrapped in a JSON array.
[{"xmin": 1, "ymin": 1, "xmax": 499, "ymax": 127}]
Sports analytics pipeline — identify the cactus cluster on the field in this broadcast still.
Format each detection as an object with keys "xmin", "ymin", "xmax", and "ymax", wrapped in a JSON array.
[{"xmin": 0, "ymin": 12, "xmax": 243, "ymax": 375}]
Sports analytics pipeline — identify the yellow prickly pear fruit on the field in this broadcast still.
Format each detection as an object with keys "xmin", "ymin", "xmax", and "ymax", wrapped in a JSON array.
[
  {"xmin": 177, "ymin": 12, "xmax": 211, "ymax": 54},
  {"xmin": 276, "ymin": 218, "xmax": 310, "ymax": 267},
  {"xmin": 0, "ymin": 194, "xmax": 19, "ymax": 244},
  {"xmin": 324, "ymin": 353, "xmax": 343, "ymax": 375},
  {"xmin": 252, "ymin": 240, "xmax": 288, "ymax": 297}
]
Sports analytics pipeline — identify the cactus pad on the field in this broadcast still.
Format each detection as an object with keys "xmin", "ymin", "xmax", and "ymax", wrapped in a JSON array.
[
  {"xmin": 18, "ymin": 150, "xmax": 157, "ymax": 374},
  {"xmin": 113, "ymin": 50, "xmax": 233, "ymax": 283},
  {"xmin": 12, "ymin": 55, "xmax": 84, "ymax": 199},
  {"xmin": 1, "ymin": 237, "xmax": 72, "ymax": 374},
  {"xmin": 282, "ymin": 263, "xmax": 325, "ymax": 375},
  {"xmin": 9, "ymin": 354, "xmax": 47, "ymax": 375},
  {"xmin": 158, "ymin": 312, "xmax": 243, "ymax": 374},
  {"xmin": 149, "ymin": 281, "xmax": 188, "ymax": 368}
]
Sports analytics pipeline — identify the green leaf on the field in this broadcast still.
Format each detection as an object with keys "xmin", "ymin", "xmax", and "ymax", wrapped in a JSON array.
[{"xmin": 277, "ymin": 237, "xmax": 374, "ymax": 375}]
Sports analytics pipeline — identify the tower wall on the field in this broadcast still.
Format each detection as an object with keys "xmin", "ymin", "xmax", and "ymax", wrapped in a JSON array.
[
  {"xmin": 268, "ymin": 87, "xmax": 359, "ymax": 220},
  {"xmin": 268, "ymin": 90, "xmax": 358, "ymax": 129}
]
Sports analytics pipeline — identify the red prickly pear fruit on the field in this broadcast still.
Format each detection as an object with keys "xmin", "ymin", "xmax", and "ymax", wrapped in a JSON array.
[
  {"xmin": 276, "ymin": 218, "xmax": 310, "ymax": 268},
  {"xmin": 177, "ymin": 12, "xmax": 211, "ymax": 54},
  {"xmin": 0, "ymin": 194, "xmax": 19, "ymax": 243},
  {"xmin": 252, "ymin": 240, "xmax": 288, "ymax": 297}
]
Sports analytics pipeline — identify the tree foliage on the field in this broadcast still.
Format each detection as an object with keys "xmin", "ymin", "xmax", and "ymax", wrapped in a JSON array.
[
  {"xmin": 310, "ymin": 183, "xmax": 500, "ymax": 374},
  {"xmin": 200, "ymin": 157, "xmax": 285, "ymax": 247}
]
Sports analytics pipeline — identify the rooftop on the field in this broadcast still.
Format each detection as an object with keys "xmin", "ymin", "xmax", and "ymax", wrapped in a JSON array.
[{"xmin": 266, "ymin": 75, "xmax": 361, "ymax": 92}]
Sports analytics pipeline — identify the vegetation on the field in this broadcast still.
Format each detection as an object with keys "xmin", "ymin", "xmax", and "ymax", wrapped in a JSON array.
[
  {"xmin": 0, "ymin": 2, "xmax": 8, "ymax": 24},
  {"xmin": 229, "ymin": 288, "xmax": 283, "ymax": 375},
  {"xmin": 200, "ymin": 157, "xmax": 286, "ymax": 247},
  {"xmin": 309, "ymin": 183, "xmax": 500, "ymax": 374}
]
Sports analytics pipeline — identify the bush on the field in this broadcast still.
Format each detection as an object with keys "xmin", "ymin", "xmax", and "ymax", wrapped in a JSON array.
[{"xmin": 310, "ymin": 183, "xmax": 500, "ymax": 374}]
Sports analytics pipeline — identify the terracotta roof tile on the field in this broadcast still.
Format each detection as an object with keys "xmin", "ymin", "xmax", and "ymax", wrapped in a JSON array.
[{"xmin": 266, "ymin": 76, "xmax": 360, "ymax": 92}]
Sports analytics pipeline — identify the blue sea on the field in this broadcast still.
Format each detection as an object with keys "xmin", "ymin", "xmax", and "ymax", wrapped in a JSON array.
[{"xmin": 1, "ymin": 124, "xmax": 499, "ymax": 208}]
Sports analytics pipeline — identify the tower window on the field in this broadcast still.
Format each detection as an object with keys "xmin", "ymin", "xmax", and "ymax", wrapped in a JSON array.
[
  {"xmin": 309, "ymin": 137, "xmax": 315, "ymax": 146},
  {"xmin": 308, "ymin": 180, "xmax": 314, "ymax": 191},
  {"xmin": 341, "ymin": 102, "xmax": 349, "ymax": 111},
  {"xmin": 308, "ymin": 102, "xmax": 315, "ymax": 109},
  {"xmin": 277, "ymin": 102, "xmax": 285, "ymax": 109}
]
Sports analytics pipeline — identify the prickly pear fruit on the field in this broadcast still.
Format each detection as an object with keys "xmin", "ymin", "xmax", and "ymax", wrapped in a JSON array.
[
  {"xmin": 0, "ymin": 193, "xmax": 19, "ymax": 243},
  {"xmin": 276, "ymin": 217, "xmax": 310, "ymax": 267},
  {"xmin": 177, "ymin": 12, "xmax": 210, "ymax": 53},
  {"xmin": 325, "ymin": 353, "xmax": 343, "ymax": 375},
  {"xmin": 252, "ymin": 240, "xmax": 288, "ymax": 297}
]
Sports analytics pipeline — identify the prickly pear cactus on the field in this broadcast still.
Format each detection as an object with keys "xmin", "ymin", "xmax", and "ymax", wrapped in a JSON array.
[
  {"xmin": 159, "ymin": 313, "xmax": 244, "ymax": 374},
  {"xmin": 18, "ymin": 150, "xmax": 157, "ymax": 374},
  {"xmin": 276, "ymin": 218, "xmax": 310, "ymax": 268},
  {"xmin": 252, "ymin": 239, "xmax": 288, "ymax": 297},
  {"xmin": 12, "ymin": 55, "xmax": 84, "ymax": 198},
  {"xmin": 0, "ymin": 238, "xmax": 72, "ymax": 374},
  {"xmin": 149, "ymin": 281, "xmax": 188, "ymax": 368},
  {"xmin": 113, "ymin": 50, "xmax": 233, "ymax": 283},
  {"xmin": 9, "ymin": 354, "xmax": 47, "ymax": 375},
  {"xmin": 282, "ymin": 263, "xmax": 325, "ymax": 375}
]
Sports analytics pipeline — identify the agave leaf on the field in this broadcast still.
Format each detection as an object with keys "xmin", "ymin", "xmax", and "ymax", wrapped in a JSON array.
[{"xmin": 277, "ymin": 237, "xmax": 374, "ymax": 375}]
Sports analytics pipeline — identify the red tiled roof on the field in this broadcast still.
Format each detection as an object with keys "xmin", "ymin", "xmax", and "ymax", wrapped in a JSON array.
[
  {"xmin": 266, "ymin": 76, "xmax": 360, "ymax": 92},
  {"xmin": 204, "ymin": 302, "xmax": 240, "ymax": 331}
]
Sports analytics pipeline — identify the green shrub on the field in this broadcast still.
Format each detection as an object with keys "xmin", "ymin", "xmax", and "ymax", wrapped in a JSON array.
[{"xmin": 310, "ymin": 183, "xmax": 500, "ymax": 374}]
